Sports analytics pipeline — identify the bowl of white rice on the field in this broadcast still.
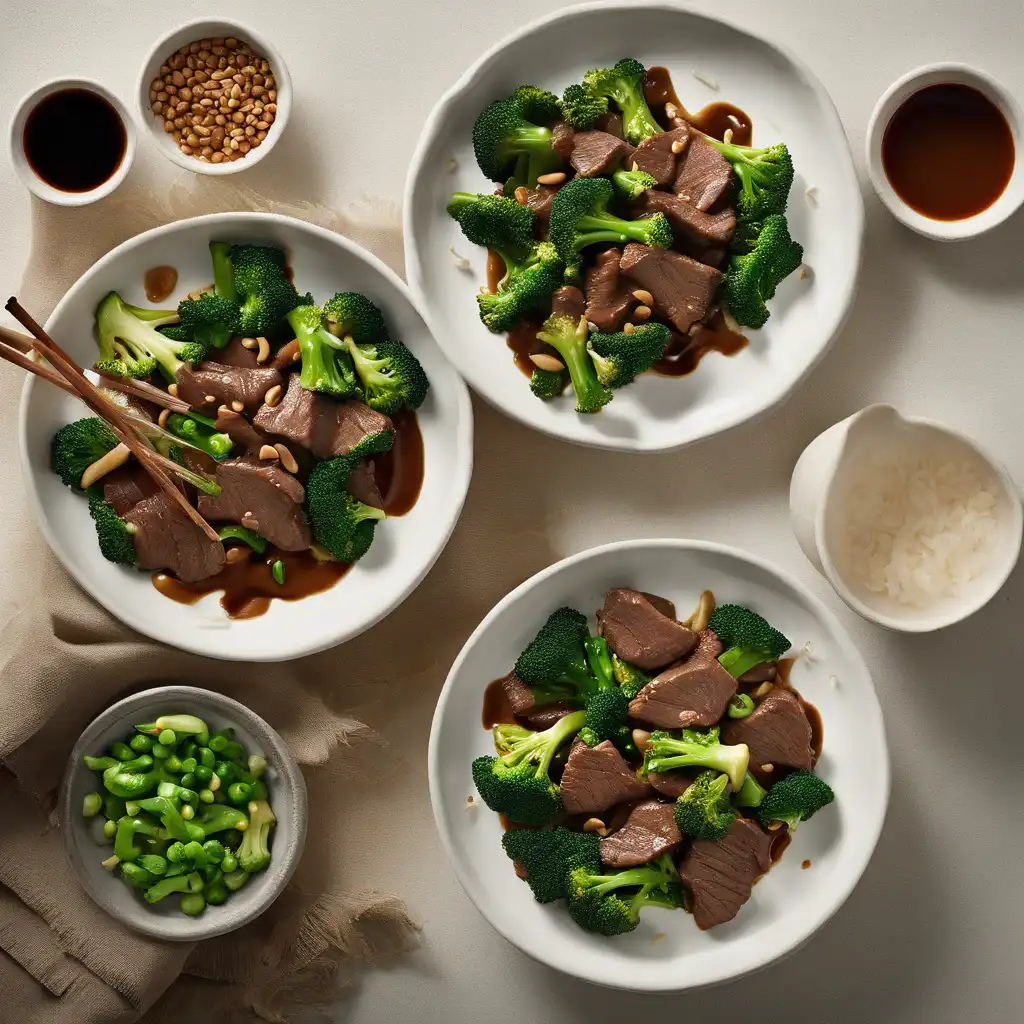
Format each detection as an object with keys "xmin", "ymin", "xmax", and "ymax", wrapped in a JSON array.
[{"xmin": 791, "ymin": 405, "xmax": 1022, "ymax": 631}]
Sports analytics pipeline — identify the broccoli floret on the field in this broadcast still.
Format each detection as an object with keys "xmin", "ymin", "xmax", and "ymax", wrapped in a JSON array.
[
  {"xmin": 511, "ymin": 85, "xmax": 561, "ymax": 125},
  {"xmin": 87, "ymin": 492, "xmax": 136, "ymax": 565},
  {"xmin": 587, "ymin": 322, "xmax": 669, "ymax": 389},
  {"xmin": 447, "ymin": 192, "xmax": 537, "ymax": 256},
  {"xmin": 758, "ymin": 771, "xmax": 834, "ymax": 832},
  {"xmin": 237, "ymin": 798, "xmax": 275, "ymax": 872},
  {"xmin": 611, "ymin": 167, "xmax": 658, "ymax": 200},
  {"xmin": 559, "ymin": 83, "xmax": 609, "ymax": 130},
  {"xmin": 95, "ymin": 292, "xmax": 205, "ymax": 381},
  {"xmin": 322, "ymin": 292, "xmax": 390, "ymax": 346},
  {"xmin": 287, "ymin": 304, "xmax": 361, "ymax": 399},
  {"xmin": 177, "ymin": 294, "xmax": 240, "ymax": 350},
  {"xmin": 708, "ymin": 603, "xmax": 792, "ymax": 679},
  {"xmin": 534, "ymin": 312, "xmax": 611, "ymax": 414},
  {"xmin": 501, "ymin": 826, "xmax": 601, "ymax": 903},
  {"xmin": 529, "ymin": 367, "xmax": 569, "ymax": 399},
  {"xmin": 578, "ymin": 686, "xmax": 633, "ymax": 753},
  {"xmin": 707, "ymin": 140, "xmax": 795, "ymax": 225},
  {"xmin": 733, "ymin": 772, "xmax": 768, "ymax": 809},
  {"xmin": 514, "ymin": 606, "xmax": 597, "ymax": 700},
  {"xmin": 228, "ymin": 244, "xmax": 303, "ymax": 336},
  {"xmin": 472, "ymin": 89, "xmax": 563, "ymax": 186},
  {"xmin": 581, "ymin": 58, "xmax": 662, "ymax": 145},
  {"xmin": 343, "ymin": 336, "xmax": 429, "ymax": 414},
  {"xmin": 612, "ymin": 654, "xmax": 651, "ymax": 700},
  {"xmin": 674, "ymin": 770, "xmax": 737, "ymax": 841},
  {"xmin": 642, "ymin": 727, "xmax": 750, "ymax": 791},
  {"xmin": 471, "ymin": 710, "xmax": 586, "ymax": 825},
  {"xmin": 305, "ymin": 434, "xmax": 393, "ymax": 563},
  {"xmin": 165, "ymin": 413, "xmax": 233, "ymax": 460},
  {"xmin": 566, "ymin": 854, "xmax": 682, "ymax": 936},
  {"xmin": 478, "ymin": 256, "xmax": 565, "ymax": 333},
  {"xmin": 548, "ymin": 177, "xmax": 673, "ymax": 272},
  {"xmin": 51, "ymin": 417, "xmax": 120, "ymax": 489},
  {"xmin": 722, "ymin": 214, "xmax": 804, "ymax": 328}
]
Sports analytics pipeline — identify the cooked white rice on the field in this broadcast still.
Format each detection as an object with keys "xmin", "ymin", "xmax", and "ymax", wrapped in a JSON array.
[{"xmin": 835, "ymin": 453, "xmax": 1000, "ymax": 607}]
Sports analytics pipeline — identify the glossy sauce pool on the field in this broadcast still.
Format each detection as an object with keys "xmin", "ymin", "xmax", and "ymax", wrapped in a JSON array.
[{"xmin": 882, "ymin": 83, "xmax": 1015, "ymax": 220}]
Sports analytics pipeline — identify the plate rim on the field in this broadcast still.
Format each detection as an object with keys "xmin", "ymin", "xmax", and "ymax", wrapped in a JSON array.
[
  {"xmin": 403, "ymin": 0, "xmax": 866, "ymax": 453},
  {"xmin": 18, "ymin": 210, "xmax": 474, "ymax": 661},
  {"xmin": 427, "ymin": 537, "xmax": 891, "ymax": 991}
]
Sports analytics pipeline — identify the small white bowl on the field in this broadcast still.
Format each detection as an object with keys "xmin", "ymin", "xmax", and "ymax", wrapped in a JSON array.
[
  {"xmin": 7, "ymin": 78, "xmax": 136, "ymax": 206},
  {"xmin": 60, "ymin": 685, "xmax": 307, "ymax": 941},
  {"xmin": 136, "ymin": 19, "xmax": 290, "ymax": 175},
  {"xmin": 866, "ymin": 63, "xmax": 1024, "ymax": 241}
]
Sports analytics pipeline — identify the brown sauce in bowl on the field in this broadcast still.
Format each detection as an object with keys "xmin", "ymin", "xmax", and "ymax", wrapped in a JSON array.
[
  {"xmin": 143, "ymin": 266, "xmax": 178, "ymax": 304},
  {"xmin": 882, "ymin": 83, "xmax": 1015, "ymax": 220}
]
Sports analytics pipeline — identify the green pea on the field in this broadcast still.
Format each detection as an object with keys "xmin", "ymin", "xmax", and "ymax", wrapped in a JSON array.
[
  {"xmin": 227, "ymin": 782, "xmax": 252, "ymax": 805},
  {"xmin": 198, "ymin": 747, "xmax": 216, "ymax": 770},
  {"xmin": 180, "ymin": 757, "xmax": 198, "ymax": 774},
  {"xmin": 129, "ymin": 734, "xmax": 154, "ymax": 753},
  {"xmin": 103, "ymin": 819, "xmax": 118, "ymax": 839},
  {"xmin": 194, "ymin": 765, "xmax": 213, "ymax": 783},
  {"xmin": 109, "ymin": 742, "xmax": 135, "ymax": 761},
  {"xmin": 158, "ymin": 729, "xmax": 177, "ymax": 747},
  {"xmin": 223, "ymin": 869, "xmax": 249, "ymax": 892},
  {"xmin": 180, "ymin": 772, "xmax": 197, "ymax": 789},
  {"xmin": 209, "ymin": 735, "xmax": 228, "ymax": 753},
  {"xmin": 82, "ymin": 792, "xmax": 102, "ymax": 818},
  {"xmin": 151, "ymin": 743, "xmax": 171, "ymax": 761},
  {"xmin": 165, "ymin": 754, "xmax": 182, "ymax": 772},
  {"xmin": 180, "ymin": 804, "xmax": 196, "ymax": 820},
  {"xmin": 204, "ymin": 881, "xmax": 229, "ymax": 905},
  {"xmin": 179, "ymin": 893, "xmax": 206, "ymax": 916},
  {"xmin": 124, "ymin": 801, "xmax": 140, "ymax": 816},
  {"xmin": 199, "ymin": 789, "xmax": 215, "ymax": 804},
  {"xmin": 221, "ymin": 852, "xmax": 237, "ymax": 873}
]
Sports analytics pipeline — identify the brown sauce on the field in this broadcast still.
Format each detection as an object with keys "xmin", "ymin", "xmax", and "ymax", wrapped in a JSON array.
[
  {"xmin": 882, "ymin": 83, "xmax": 1014, "ymax": 220},
  {"xmin": 373, "ymin": 410, "xmax": 425, "ymax": 516},
  {"xmin": 645, "ymin": 66, "xmax": 753, "ymax": 145},
  {"xmin": 144, "ymin": 266, "xmax": 178, "ymax": 304},
  {"xmin": 653, "ymin": 310, "xmax": 748, "ymax": 377},
  {"xmin": 505, "ymin": 317, "xmax": 549, "ymax": 378},
  {"xmin": 154, "ymin": 545, "xmax": 351, "ymax": 619},
  {"xmin": 485, "ymin": 249, "xmax": 506, "ymax": 293},
  {"xmin": 24, "ymin": 88, "xmax": 127, "ymax": 192},
  {"xmin": 801, "ymin": 859, "xmax": 812, "ymax": 870},
  {"xmin": 769, "ymin": 828, "xmax": 791, "ymax": 863},
  {"xmin": 482, "ymin": 675, "xmax": 519, "ymax": 729}
]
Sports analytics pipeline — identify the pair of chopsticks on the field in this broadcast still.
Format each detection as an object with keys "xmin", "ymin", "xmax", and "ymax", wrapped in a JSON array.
[{"xmin": 4, "ymin": 298, "xmax": 218, "ymax": 541}]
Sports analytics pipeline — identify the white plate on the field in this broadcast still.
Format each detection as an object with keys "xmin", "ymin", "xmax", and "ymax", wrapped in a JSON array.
[
  {"xmin": 429, "ymin": 539, "xmax": 889, "ymax": 991},
  {"xmin": 20, "ymin": 212, "xmax": 473, "ymax": 661},
  {"xmin": 404, "ymin": 1, "xmax": 864, "ymax": 452}
]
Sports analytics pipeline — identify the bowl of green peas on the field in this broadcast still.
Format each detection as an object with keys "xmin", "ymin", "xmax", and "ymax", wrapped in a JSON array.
[{"xmin": 61, "ymin": 685, "xmax": 307, "ymax": 940}]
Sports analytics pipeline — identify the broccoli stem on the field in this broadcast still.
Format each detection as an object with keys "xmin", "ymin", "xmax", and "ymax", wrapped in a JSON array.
[
  {"xmin": 502, "ymin": 710, "xmax": 586, "ymax": 777},
  {"xmin": 209, "ymin": 242, "xmax": 238, "ymax": 302},
  {"xmin": 719, "ymin": 648, "xmax": 772, "ymax": 679},
  {"xmin": 574, "ymin": 213, "xmax": 653, "ymax": 248}
]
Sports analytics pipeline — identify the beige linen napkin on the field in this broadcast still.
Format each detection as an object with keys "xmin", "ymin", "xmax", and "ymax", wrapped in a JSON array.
[{"xmin": 0, "ymin": 181, "xmax": 426, "ymax": 1023}]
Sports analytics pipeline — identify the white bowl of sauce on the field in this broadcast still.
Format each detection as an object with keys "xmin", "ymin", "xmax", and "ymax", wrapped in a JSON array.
[{"xmin": 867, "ymin": 63, "xmax": 1021, "ymax": 240}]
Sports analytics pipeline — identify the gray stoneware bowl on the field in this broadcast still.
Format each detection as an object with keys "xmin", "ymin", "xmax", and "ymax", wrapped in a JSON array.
[{"xmin": 60, "ymin": 685, "xmax": 307, "ymax": 941}]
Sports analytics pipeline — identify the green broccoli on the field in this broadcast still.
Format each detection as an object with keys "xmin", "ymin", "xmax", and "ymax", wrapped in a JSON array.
[
  {"xmin": 529, "ymin": 367, "xmax": 569, "ymax": 399},
  {"xmin": 642, "ymin": 727, "xmax": 750, "ymax": 791},
  {"xmin": 51, "ymin": 417, "xmax": 120, "ymax": 488},
  {"xmin": 322, "ymin": 291, "xmax": 390, "ymax": 346},
  {"xmin": 237, "ymin": 799, "xmax": 275, "ymax": 872},
  {"xmin": 177, "ymin": 294, "xmax": 240, "ymax": 351},
  {"xmin": 196, "ymin": 804, "xmax": 249, "ymax": 836},
  {"xmin": 612, "ymin": 654, "xmax": 651, "ymax": 700},
  {"xmin": 287, "ymin": 304, "xmax": 361, "ymax": 398},
  {"xmin": 708, "ymin": 603, "xmax": 792, "ymax": 679},
  {"xmin": 510, "ymin": 85, "xmax": 562, "ymax": 125},
  {"xmin": 143, "ymin": 871, "xmax": 203, "ymax": 904},
  {"xmin": 722, "ymin": 214, "xmax": 804, "ymax": 328},
  {"xmin": 673, "ymin": 770, "xmax": 737, "ymax": 841},
  {"xmin": 343, "ymin": 336, "xmax": 429, "ymax": 414},
  {"xmin": 87, "ymin": 492, "xmax": 137, "ymax": 566},
  {"xmin": 533, "ymin": 312, "xmax": 611, "ymax": 414},
  {"xmin": 611, "ymin": 167, "xmax": 658, "ymax": 200},
  {"xmin": 706, "ymin": 140, "xmax": 795, "ymax": 226},
  {"xmin": 305, "ymin": 432, "xmax": 393, "ymax": 563},
  {"xmin": 102, "ymin": 758, "xmax": 162, "ymax": 799},
  {"xmin": 757, "ymin": 771, "xmax": 834, "ymax": 832},
  {"xmin": 501, "ymin": 826, "xmax": 601, "ymax": 903},
  {"xmin": 228, "ymin": 244, "xmax": 304, "ymax": 336},
  {"xmin": 733, "ymin": 772, "xmax": 768, "ymax": 809},
  {"xmin": 587, "ymin": 322, "xmax": 669, "ymax": 389},
  {"xmin": 581, "ymin": 58, "xmax": 663, "ymax": 145},
  {"xmin": 514, "ymin": 606, "xmax": 599, "ymax": 702},
  {"xmin": 95, "ymin": 292, "xmax": 206, "ymax": 381},
  {"xmin": 472, "ymin": 88, "xmax": 563, "ymax": 186},
  {"xmin": 559, "ymin": 83, "xmax": 609, "ymax": 130},
  {"xmin": 165, "ymin": 412, "xmax": 233, "ymax": 460},
  {"xmin": 566, "ymin": 854, "xmax": 682, "ymax": 936},
  {"xmin": 471, "ymin": 710, "xmax": 586, "ymax": 825},
  {"xmin": 447, "ymin": 193, "xmax": 564, "ymax": 332},
  {"xmin": 548, "ymin": 177, "xmax": 673, "ymax": 273}
]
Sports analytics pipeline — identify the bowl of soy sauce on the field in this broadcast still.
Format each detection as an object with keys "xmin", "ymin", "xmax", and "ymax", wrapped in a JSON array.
[{"xmin": 8, "ymin": 78, "xmax": 136, "ymax": 206}]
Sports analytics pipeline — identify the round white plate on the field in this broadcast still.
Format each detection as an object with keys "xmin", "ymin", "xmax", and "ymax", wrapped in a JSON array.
[
  {"xmin": 429, "ymin": 539, "xmax": 889, "ymax": 991},
  {"xmin": 405, "ymin": 1, "xmax": 864, "ymax": 452},
  {"xmin": 20, "ymin": 212, "xmax": 473, "ymax": 661}
]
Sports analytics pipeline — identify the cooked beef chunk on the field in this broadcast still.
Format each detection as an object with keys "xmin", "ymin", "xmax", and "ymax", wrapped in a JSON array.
[
  {"xmin": 198, "ymin": 458, "xmax": 311, "ymax": 552},
  {"xmin": 630, "ymin": 126, "xmax": 691, "ymax": 185},
  {"xmin": 125, "ymin": 492, "xmax": 226, "ymax": 583},
  {"xmin": 673, "ymin": 135, "xmax": 733, "ymax": 211},
  {"xmin": 519, "ymin": 702, "xmax": 576, "ymax": 731},
  {"xmin": 215, "ymin": 337, "xmax": 259, "ymax": 369},
  {"xmin": 648, "ymin": 769, "xmax": 699, "ymax": 800},
  {"xmin": 597, "ymin": 112, "xmax": 626, "ymax": 139},
  {"xmin": 678, "ymin": 817, "xmax": 773, "ymax": 929},
  {"xmin": 551, "ymin": 285, "xmax": 586, "ymax": 322},
  {"xmin": 103, "ymin": 466, "xmax": 158, "ymax": 517},
  {"xmin": 570, "ymin": 130, "xmax": 629, "ymax": 178},
  {"xmin": 560, "ymin": 740, "xmax": 649, "ymax": 815},
  {"xmin": 599, "ymin": 798, "xmax": 682, "ymax": 868},
  {"xmin": 214, "ymin": 408, "xmax": 268, "ymax": 454},
  {"xmin": 551, "ymin": 120, "xmax": 575, "ymax": 161},
  {"xmin": 641, "ymin": 592, "xmax": 677, "ymax": 620},
  {"xmin": 585, "ymin": 249, "xmax": 637, "ymax": 332},
  {"xmin": 524, "ymin": 184, "xmax": 562, "ymax": 225},
  {"xmin": 176, "ymin": 362, "xmax": 282, "ymax": 415},
  {"xmin": 635, "ymin": 191, "xmax": 736, "ymax": 248},
  {"xmin": 738, "ymin": 663, "xmax": 778, "ymax": 685},
  {"xmin": 271, "ymin": 338, "xmax": 300, "ymax": 372},
  {"xmin": 628, "ymin": 629, "xmax": 737, "ymax": 729},
  {"xmin": 721, "ymin": 688, "xmax": 814, "ymax": 772},
  {"xmin": 599, "ymin": 588, "xmax": 697, "ymax": 671},
  {"xmin": 694, "ymin": 248, "xmax": 727, "ymax": 269},
  {"xmin": 501, "ymin": 672, "xmax": 537, "ymax": 715},
  {"xmin": 346, "ymin": 460, "xmax": 383, "ymax": 509},
  {"xmin": 253, "ymin": 374, "xmax": 394, "ymax": 458},
  {"xmin": 619, "ymin": 243, "xmax": 722, "ymax": 333}
]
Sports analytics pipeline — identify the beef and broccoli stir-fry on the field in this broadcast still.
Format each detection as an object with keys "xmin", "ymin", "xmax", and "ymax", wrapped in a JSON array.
[
  {"xmin": 448, "ymin": 59, "xmax": 803, "ymax": 413},
  {"xmin": 44, "ymin": 242, "xmax": 429, "ymax": 617},
  {"xmin": 473, "ymin": 588, "xmax": 833, "ymax": 936}
]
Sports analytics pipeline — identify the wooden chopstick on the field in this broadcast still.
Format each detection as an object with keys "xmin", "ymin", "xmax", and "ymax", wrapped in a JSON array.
[
  {"xmin": 0, "ymin": 335, "xmax": 78, "ymax": 397},
  {"xmin": 6, "ymin": 298, "xmax": 219, "ymax": 542}
]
